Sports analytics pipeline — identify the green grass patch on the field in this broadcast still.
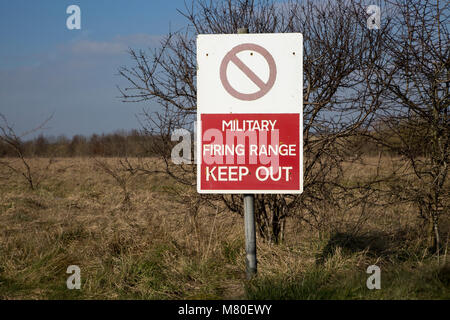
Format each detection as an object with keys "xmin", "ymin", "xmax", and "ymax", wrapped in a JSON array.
[{"xmin": 246, "ymin": 262, "xmax": 450, "ymax": 300}]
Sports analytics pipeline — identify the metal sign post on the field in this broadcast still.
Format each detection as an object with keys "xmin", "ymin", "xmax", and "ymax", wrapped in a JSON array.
[
  {"xmin": 238, "ymin": 27, "xmax": 257, "ymax": 280},
  {"xmin": 244, "ymin": 193, "xmax": 256, "ymax": 279}
]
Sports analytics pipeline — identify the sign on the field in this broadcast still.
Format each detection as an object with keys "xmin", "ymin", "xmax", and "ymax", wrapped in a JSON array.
[{"xmin": 197, "ymin": 33, "xmax": 303, "ymax": 194}]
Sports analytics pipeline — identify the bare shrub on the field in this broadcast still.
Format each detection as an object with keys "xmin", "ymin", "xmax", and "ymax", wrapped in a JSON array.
[
  {"xmin": 118, "ymin": 0, "xmax": 390, "ymax": 243},
  {"xmin": 93, "ymin": 157, "xmax": 138, "ymax": 207},
  {"xmin": 366, "ymin": 0, "xmax": 449, "ymax": 253},
  {"xmin": 0, "ymin": 113, "xmax": 53, "ymax": 190}
]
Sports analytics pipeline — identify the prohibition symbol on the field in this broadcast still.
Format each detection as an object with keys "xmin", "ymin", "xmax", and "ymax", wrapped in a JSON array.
[{"xmin": 220, "ymin": 43, "xmax": 277, "ymax": 101}]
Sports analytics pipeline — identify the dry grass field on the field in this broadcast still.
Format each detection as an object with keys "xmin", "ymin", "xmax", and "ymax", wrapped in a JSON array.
[{"xmin": 0, "ymin": 157, "xmax": 448, "ymax": 299}]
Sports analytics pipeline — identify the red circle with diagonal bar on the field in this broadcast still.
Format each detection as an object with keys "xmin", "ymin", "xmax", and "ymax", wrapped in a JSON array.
[{"xmin": 220, "ymin": 43, "xmax": 277, "ymax": 101}]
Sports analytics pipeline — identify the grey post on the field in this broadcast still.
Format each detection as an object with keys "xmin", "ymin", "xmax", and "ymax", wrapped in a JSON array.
[
  {"xmin": 244, "ymin": 193, "xmax": 257, "ymax": 279},
  {"xmin": 238, "ymin": 27, "xmax": 257, "ymax": 280}
]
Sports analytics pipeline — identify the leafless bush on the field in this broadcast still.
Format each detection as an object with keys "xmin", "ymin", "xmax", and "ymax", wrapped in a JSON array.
[
  {"xmin": 94, "ymin": 157, "xmax": 138, "ymax": 207},
  {"xmin": 118, "ymin": 0, "xmax": 391, "ymax": 243},
  {"xmin": 365, "ymin": 0, "xmax": 449, "ymax": 253},
  {"xmin": 0, "ymin": 113, "xmax": 53, "ymax": 189}
]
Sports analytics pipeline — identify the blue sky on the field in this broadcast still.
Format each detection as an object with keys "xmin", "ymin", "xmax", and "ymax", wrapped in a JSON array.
[{"xmin": 0, "ymin": 0, "xmax": 188, "ymax": 138}]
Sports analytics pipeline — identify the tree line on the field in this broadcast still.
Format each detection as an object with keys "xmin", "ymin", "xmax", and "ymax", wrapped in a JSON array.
[
  {"xmin": 0, "ymin": 130, "xmax": 160, "ymax": 158},
  {"xmin": 0, "ymin": 122, "xmax": 435, "ymax": 159}
]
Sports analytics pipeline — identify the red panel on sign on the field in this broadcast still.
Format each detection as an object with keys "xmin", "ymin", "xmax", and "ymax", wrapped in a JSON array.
[{"xmin": 200, "ymin": 113, "xmax": 300, "ymax": 191}]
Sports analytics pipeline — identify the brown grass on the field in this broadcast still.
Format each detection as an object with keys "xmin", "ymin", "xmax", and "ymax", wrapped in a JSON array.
[{"xmin": 0, "ymin": 158, "xmax": 448, "ymax": 299}]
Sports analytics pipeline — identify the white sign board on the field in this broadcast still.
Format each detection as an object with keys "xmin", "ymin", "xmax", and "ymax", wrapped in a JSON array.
[{"xmin": 197, "ymin": 33, "xmax": 303, "ymax": 194}]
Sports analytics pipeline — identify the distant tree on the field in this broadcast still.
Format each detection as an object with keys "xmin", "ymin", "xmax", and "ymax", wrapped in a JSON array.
[
  {"xmin": 90, "ymin": 134, "xmax": 105, "ymax": 156},
  {"xmin": 68, "ymin": 134, "xmax": 87, "ymax": 157},
  {"xmin": 34, "ymin": 134, "xmax": 49, "ymax": 156}
]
